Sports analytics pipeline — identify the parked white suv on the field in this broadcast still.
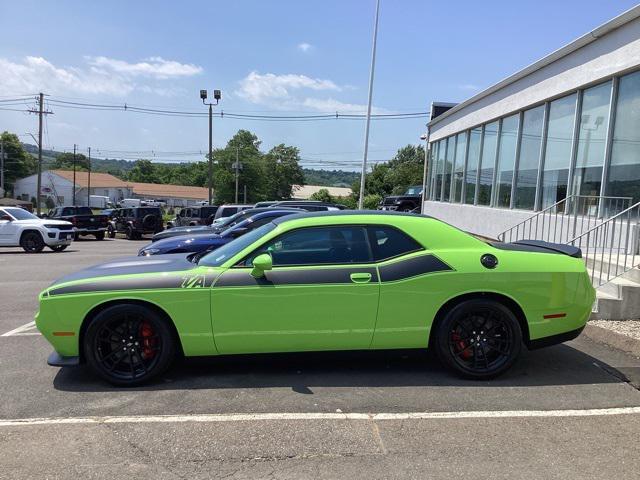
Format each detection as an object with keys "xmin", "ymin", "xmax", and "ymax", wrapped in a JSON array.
[{"xmin": 0, "ymin": 207, "xmax": 74, "ymax": 253}]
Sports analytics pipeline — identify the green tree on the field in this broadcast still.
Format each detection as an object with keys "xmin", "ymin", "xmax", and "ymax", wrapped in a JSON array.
[
  {"xmin": 263, "ymin": 144, "xmax": 305, "ymax": 200},
  {"xmin": 352, "ymin": 144, "xmax": 425, "ymax": 199},
  {"xmin": 1, "ymin": 131, "xmax": 36, "ymax": 196},
  {"xmin": 126, "ymin": 159, "xmax": 159, "ymax": 183},
  {"xmin": 53, "ymin": 152, "xmax": 90, "ymax": 171},
  {"xmin": 309, "ymin": 188, "xmax": 333, "ymax": 203}
]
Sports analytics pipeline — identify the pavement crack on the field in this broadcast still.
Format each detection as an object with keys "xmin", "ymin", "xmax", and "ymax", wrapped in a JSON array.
[{"xmin": 370, "ymin": 420, "xmax": 388, "ymax": 455}]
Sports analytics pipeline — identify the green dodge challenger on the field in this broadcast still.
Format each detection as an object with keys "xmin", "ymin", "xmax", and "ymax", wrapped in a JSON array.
[{"xmin": 36, "ymin": 211, "xmax": 595, "ymax": 386}]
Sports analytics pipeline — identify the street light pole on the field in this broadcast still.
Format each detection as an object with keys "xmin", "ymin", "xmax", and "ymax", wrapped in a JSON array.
[
  {"xmin": 358, "ymin": 0, "xmax": 381, "ymax": 210},
  {"xmin": 87, "ymin": 147, "xmax": 91, "ymax": 207},
  {"xmin": 201, "ymin": 89, "xmax": 221, "ymax": 205},
  {"xmin": 235, "ymin": 146, "xmax": 240, "ymax": 203},
  {"xmin": 72, "ymin": 144, "xmax": 77, "ymax": 205}
]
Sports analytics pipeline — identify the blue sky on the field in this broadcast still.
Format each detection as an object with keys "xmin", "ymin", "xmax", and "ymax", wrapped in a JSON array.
[{"xmin": 0, "ymin": 0, "xmax": 638, "ymax": 171}]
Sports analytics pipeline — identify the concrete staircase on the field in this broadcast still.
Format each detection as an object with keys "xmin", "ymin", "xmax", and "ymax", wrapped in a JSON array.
[{"xmin": 589, "ymin": 255, "xmax": 640, "ymax": 320}]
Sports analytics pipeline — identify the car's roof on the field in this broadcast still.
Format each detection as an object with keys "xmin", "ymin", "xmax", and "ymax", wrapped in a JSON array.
[{"xmin": 271, "ymin": 210, "xmax": 431, "ymax": 225}]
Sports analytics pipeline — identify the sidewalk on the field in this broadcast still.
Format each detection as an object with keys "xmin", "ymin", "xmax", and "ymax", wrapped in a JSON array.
[{"xmin": 584, "ymin": 320, "xmax": 640, "ymax": 358}]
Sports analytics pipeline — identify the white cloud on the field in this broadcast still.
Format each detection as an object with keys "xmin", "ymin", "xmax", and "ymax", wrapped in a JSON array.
[
  {"xmin": 458, "ymin": 83, "xmax": 480, "ymax": 91},
  {"xmin": 0, "ymin": 55, "xmax": 202, "ymax": 97},
  {"xmin": 297, "ymin": 42, "xmax": 313, "ymax": 53},
  {"xmin": 236, "ymin": 71, "xmax": 341, "ymax": 105},
  {"xmin": 235, "ymin": 71, "xmax": 383, "ymax": 113},
  {"xmin": 87, "ymin": 56, "xmax": 202, "ymax": 79}
]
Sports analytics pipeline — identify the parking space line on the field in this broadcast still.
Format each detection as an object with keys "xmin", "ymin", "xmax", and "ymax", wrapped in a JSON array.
[
  {"xmin": 1, "ymin": 406, "xmax": 639, "ymax": 427},
  {"xmin": 1, "ymin": 321, "xmax": 39, "ymax": 337}
]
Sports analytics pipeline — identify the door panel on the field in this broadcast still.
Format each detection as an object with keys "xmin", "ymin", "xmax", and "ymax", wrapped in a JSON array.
[{"xmin": 211, "ymin": 265, "xmax": 380, "ymax": 354}]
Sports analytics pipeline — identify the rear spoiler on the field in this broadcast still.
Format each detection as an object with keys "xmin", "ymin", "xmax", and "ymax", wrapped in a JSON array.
[{"xmin": 512, "ymin": 240, "xmax": 582, "ymax": 259}]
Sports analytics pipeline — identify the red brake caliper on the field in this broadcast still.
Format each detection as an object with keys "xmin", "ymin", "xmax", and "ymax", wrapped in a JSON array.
[
  {"xmin": 451, "ymin": 332, "xmax": 473, "ymax": 359},
  {"xmin": 140, "ymin": 321, "xmax": 156, "ymax": 359}
]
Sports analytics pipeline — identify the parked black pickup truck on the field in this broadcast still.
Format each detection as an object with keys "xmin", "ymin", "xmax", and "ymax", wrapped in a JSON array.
[
  {"xmin": 46, "ymin": 206, "xmax": 109, "ymax": 240},
  {"xmin": 378, "ymin": 186, "xmax": 423, "ymax": 212}
]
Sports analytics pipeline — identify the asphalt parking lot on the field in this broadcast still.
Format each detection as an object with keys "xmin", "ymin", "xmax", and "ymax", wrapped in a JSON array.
[{"xmin": 1, "ymin": 238, "xmax": 640, "ymax": 479}]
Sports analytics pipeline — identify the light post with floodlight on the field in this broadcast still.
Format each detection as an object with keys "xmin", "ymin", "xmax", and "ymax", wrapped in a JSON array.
[{"xmin": 200, "ymin": 89, "xmax": 221, "ymax": 205}]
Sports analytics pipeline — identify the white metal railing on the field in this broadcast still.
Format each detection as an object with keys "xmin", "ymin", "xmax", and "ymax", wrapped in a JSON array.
[
  {"xmin": 569, "ymin": 201, "xmax": 640, "ymax": 287},
  {"xmin": 497, "ymin": 195, "xmax": 632, "ymax": 244}
]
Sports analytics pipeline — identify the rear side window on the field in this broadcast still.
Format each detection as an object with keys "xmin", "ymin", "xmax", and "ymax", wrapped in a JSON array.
[
  {"xmin": 137, "ymin": 208, "xmax": 161, "ymax": 216},
  {"xmin": 367, "ymin": 226, "xmax": 422, "ymax": 261}
]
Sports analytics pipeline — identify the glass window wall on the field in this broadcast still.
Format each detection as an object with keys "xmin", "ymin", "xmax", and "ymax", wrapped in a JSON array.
[
  {"xmin": 514, "ymin": 106, "xmax": 544, "ymax": 209},
  {"xmin": 607, "ymin": 71, "xmax": 640, "ymax": 205},
  {"xmin": 442, "ymin": 136, "xmax": 455, "ymax": 201},
  {"xmin": 540, "ymin": 94, "xmax": 576, "ymax": 209},
  {"xmin": 465, "ymin": 128, "xmax": 482, "ymax": 204},
  {"xmin": 571, "ymin": 81, "xmax": 611, "ymax": 198},
  {"xmin": 478, "ymin": 121, "xmax": 498, "ymax": 205},
  {"xmin": 452, "ymin": 132, "xmax": 467, "ymax": 203},
  {"xmin": 494, "ymin": 114, "xmax": 519, "ymax": 207}
]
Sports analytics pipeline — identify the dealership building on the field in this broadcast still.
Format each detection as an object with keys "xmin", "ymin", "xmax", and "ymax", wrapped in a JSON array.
[{"xmin": 423, "ymin": 6, "xmax": 640, "ymax": 239}]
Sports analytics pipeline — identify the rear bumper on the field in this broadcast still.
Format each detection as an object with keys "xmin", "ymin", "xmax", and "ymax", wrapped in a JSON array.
[
  {"xmin": 47, "ymin": 351, "xmax": 80, "ymax": 367},
  {"xmin": 74, "ymin": 227, "xmax": 107, "ymax": 234},
  {"xmin": 526, "ymin": 326, "xmax": 585, "ymax": 350}
]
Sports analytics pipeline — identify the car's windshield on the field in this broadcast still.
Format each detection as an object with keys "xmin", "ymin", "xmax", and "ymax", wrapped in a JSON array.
[
  {"xmin": 6, "ymin": 208, "xmax": 38, "ymax": 220},
  {"xmin": 75, "ymin": 207, "xmax": 93, "ymax": 215},
  {"xmin": 199, "ymin": 223, "xmax": 276, "ymax": 267},
  {"xmin": 404, "ymin": 186, "xmax": 423, "ymax": 195}
]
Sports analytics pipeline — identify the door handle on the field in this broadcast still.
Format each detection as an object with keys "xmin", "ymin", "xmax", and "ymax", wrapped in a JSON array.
[{"xmin": 350, "ymin": 272, "xmax": 372, "ymax": 283}]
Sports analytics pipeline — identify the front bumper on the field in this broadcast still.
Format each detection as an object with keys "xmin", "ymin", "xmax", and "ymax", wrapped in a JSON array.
[
  {"xmin": 47, "ymin": 351, "xmax": 80, "ymax": 367},
  {"xmin": 378, "ymin": 205, "xmax": 399, "ymax": 211},
  {"xmin": 44, "ymin": 229, "xmax": 74, "ymax": 245}
]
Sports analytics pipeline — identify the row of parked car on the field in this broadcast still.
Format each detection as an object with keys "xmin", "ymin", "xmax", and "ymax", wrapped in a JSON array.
[{"xmin": 0, "ymin": 201, "xmax": 345, "ymax": 253}]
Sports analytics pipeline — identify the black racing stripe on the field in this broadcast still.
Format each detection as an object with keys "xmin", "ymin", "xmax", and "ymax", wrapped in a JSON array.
[
  {"xmin": 48, "ymin": 272, "xmax": 221, "ymax": 296},
  {"xmin": 215, "ymin": 267, "xmax": 379, "ymax": 287},
  {"xmin": 378, "ymin": 255, "xmax": 452, "ymax": 282}
]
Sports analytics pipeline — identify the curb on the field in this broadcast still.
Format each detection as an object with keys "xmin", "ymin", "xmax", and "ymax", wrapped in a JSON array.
[{"xmin": 583, "ymin": 324, "xmax": 640, "ymax": 358}]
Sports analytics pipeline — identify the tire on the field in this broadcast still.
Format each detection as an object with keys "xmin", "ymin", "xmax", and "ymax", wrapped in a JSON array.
[
  {"xmin": 142, "ymin": 214, "xmax": 159, "ymax": 231},
  {"xmin": 399, "ymin": 204, "xmax": 414, "ymax": 212},
  {"xmin": 94, "ymin": 232, "xmax": 105, "ymax": 240},
  {"xmin": 434, "ymin": 299, "xmax": 522, "ymax": 380},
  {"xmin": 20, "ymin": 231, "xmax": 45, "ymax": 253},
  {"xmin": 49, "ymin": 245, "xmax": 68, "ymax": 252},
  {"xmin": 73, "ymin": 232, "xmax": 80, "ymax": 241},
  {"xmin": 125, "ymin": 226, "xmax": 135, "ymax": 240},
  {"xmin": 107, "ymin": 225, "xmax": 116, "ymax": 238},
  {"xmin": 83, "ymin": 304, "xmax": 177, "ymax": 386}
]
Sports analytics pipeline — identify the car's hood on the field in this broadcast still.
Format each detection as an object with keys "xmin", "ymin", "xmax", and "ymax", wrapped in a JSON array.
[
  {"xmin": 49, "ymin": 253, "xmax": 196, "ymax": 287},
  {"xmin": 18, "ymin": 219, "xmax": 72, "ymax": 227}
]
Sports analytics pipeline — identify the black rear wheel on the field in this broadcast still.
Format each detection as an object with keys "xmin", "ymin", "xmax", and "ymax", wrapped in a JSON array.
[
  {"xmin": 20, "ymin": 231, "xmax": 45, "ymax": 253},
  {"xmin": 125, "ymin": 226, "xmax": 135, "ymax": 240},
  {"xmin": 94, "ymin": 231, "xmax": 105, "ymax": 240},
  {"xmin": 107, "ymin": 225, "xmax": 116, "ymax": 238},
  {"xmin": 435, "ymin": 299, "xmax": 522, "ymax": 379},
  {"xmin": 83, "ymin": 304, "xmax": 176, "ymax": 386}
]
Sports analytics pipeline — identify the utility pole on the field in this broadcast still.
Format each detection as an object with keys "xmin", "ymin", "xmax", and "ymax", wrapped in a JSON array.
[
  {"xmin": 87, "ymin": 147, "xmax": 91, "ymax": 207},
  {"xmin": 27, "ymin": 93, "xmax": 52, "ymax": 214},
  {"xmin": 72, "ymin": 144, "xmax": 77, "ymax": 205},
  {"xmin": 235, "ymin": 146, "xmax": 240, "ymax": 203},
  {"xmin": 0, "ymin": 139, "xmax": 5, "ymax": 197},
  {"xmin": 36, "ymin": 93, "xmax": 44, "ymax": 215},
  {"xmin": 420, "ymin": 129, "xmax": 430, "ymax": 214},
  {"xmin": 358, "ymin": 0, "xmax": 381, "ymax": 210}
]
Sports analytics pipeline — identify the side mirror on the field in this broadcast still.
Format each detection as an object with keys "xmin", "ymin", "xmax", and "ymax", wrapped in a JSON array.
[{"xmin": 251, "ymin": 253, "xmax": 273, "ymax": 278}]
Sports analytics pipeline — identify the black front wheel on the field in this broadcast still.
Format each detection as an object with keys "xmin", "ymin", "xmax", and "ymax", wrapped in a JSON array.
[
  {"xmin": 435, "ymin": 299, "xmax": 522, "ymax": 379},
  {"xmin": 94, "ymin": 231, "xmax": 105, "ymax": 240},
  {"xmin": 20, "ymin": 231, "xmax": 45, "ymax": 253},
  {"xmin": 49, "ymin": 244, "xmax": 68, "ymax": 252},
  {"xmin": 84, "ymin": 304, "xmax": 176, "ymax": 386},
  {"xmin": 107, "ymin": 225, "xmax": 116, "ymax": 238}
]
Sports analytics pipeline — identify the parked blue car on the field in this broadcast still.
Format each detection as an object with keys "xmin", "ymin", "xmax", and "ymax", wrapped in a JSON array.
[{"xmin": 138, "ymin": 209, "xmax": 300, "ymax": 256}]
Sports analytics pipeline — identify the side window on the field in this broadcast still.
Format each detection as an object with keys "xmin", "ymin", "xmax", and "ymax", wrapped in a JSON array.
[
  {"xmin": 245, "ymin": 216, "xmax": 274, "ymax": 231},
  {"xmin": 245, "ymin": 226, "xmax": 373, "ymax": 267},
  {"xmin": 367, "ymin": 226, "xmax": 423, "ymax": 261}
]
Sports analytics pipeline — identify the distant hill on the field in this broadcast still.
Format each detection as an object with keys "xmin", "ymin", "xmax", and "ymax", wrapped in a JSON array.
[{"xmin": 21, "ymin": 143, "xmax": 359, "ymax": 187}]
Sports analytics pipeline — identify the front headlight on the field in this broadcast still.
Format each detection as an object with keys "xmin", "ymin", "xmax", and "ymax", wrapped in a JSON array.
[
  {"xmin": 43, "ymin": 224, "xmax": 61, "ymax": 229},
  {"xmin": 139, "ymin": 248, "xmax": 161, "ymax": 256}
]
